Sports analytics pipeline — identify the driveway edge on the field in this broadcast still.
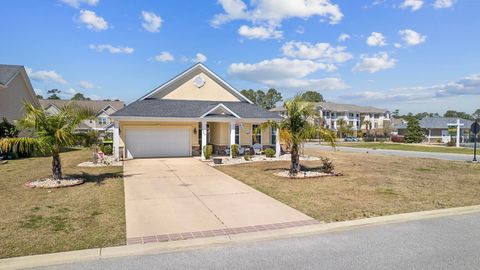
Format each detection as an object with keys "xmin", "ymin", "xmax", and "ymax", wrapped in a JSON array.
[{"xmin": 2, "ymin": 205, "xmax": 480, "ymax": 269}]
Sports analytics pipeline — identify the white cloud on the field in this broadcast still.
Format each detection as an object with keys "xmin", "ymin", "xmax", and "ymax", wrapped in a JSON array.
[
  {"xmin": 211, "ymin": 0, "xmax": 343, "ymax": 26},
  {"xmin": 394, "ymin": 43, "xmax": 402, "ymax": 48},
  {"xmin": 60, "ymin": 0, "xmax": 98, "ymax": 8},
  {"xmin": 78, "ymin": 9, "xmax": 108, "ymax": 31},
  {"xmin": 228, "ymin": 58, "xmax": 347, "ymax": 90},
  {"xmin": 79, "ymin": 80, "xmax": 94, "ymax": 89},
  {"xmin": 238, "ymin": 25, "xmax": 283, "ymax": 40},
  {"xmin": 366, "ymin": 32, "xmax": 387, "ymax": 46},
  {"xmin": 193, "ymin": 53, "xmax": 207, "ymax": 63},
  {"xmin": 399, "ymin": 29, "xmax": 427, "ymax": 46},
  {"xmin": 338, "ymin": 33, "xmax": 350, "ymax": 42},
  {"xmin": 154, "ymin": 51, "xmax": 175, "ymax": 62},
  {"xmin": 141, "ymin": 11, "xmax": 162, "ymax": 33},
  {"xmin": 341, "ymin": 74, "xmax": 480, "ymax": 103},
  {"xmin": 89, "ymin": 44, "xmax": 134, "ymax": 54},
  {"xmin": 26, "ymin": 67, "xmax": 67, "ymax": 85},
  {"xmin": 353, "ymin": 52, "xmax": 397, "ymax": 73},
  {"xmin": 281, "ymin": 41, "xmax": 353, "ymax": 65},
  {"xmin": 295, "ymin": 26, "xmax": 305, "ymax": 34},
  {"xmin": 434, "ymin": 0, "xmax": 454, "ymax": 8},
  {"xmin": 400, "ymin": 0, "xmax": 424, "ymax": 11}
]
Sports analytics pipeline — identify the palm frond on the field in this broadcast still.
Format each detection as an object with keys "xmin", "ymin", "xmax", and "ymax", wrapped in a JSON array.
[{"xmin": 0, "ymin": 137, "xmax": 50, "ymax": 154}]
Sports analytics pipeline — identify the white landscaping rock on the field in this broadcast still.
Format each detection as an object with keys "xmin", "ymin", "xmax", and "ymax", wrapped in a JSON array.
[
  {"xmin": 25, "ymin": 178, "xmax": 85, "ymax": 188},
  {"xmin": 209, "ymin": 154, "xmax": 320, "ymax": 166}
]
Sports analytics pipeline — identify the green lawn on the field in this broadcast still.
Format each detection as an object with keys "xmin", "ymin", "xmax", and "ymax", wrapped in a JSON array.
[
  {"xmin": 338, "ymin": 142, "xmax": 475, "ymax": 155},
  {"xmin": 0, "ymin": 148, "xmax": 125, "ymax": 259}
]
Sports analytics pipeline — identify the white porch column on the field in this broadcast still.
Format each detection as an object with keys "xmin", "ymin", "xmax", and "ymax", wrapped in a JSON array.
[
  {"xmin": 456, "ymin": 118, "xmax": 461, "ymax": 147},
  {"xmin": 201, "ymin": 121, "xmax": 207, "ymax": 159},
  {"xmin": 428, "ymin": 129, "xmax": 431, "ymax": 143},
  {"xmin": 275, "ymin": 128, "xmax": 281, "ymax": 158},
  {"xmin": 113, "ymin": 121, "xmax": 120, "ymax": 161},
  {"xmin": 230, "ymin": 122, "xmax": 236, "ymax": 158}
]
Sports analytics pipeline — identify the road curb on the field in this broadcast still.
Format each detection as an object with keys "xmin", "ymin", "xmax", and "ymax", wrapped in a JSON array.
[{"xmin": 2, "ymin": 205, "xmax": 480, "ymax": 269}]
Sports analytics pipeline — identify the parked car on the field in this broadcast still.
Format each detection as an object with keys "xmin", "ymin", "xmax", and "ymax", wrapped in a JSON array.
[{"xmin": 344, "ymin": 136, "xmax": 359, "ymax": 142}]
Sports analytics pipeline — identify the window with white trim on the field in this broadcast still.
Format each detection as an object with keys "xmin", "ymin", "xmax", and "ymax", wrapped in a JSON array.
[
  {"xmin": 98, "ymin": 117, "xmax": 108, "ymax": 125},
  {"xmin": 252, "ymin": 124, "xmax": 261, "ymax": 144},
  {"xmin": 271, "ymin": 127, "xmax": 277, "ymax": 145},
  {"xmin": 235, "ymin": 125, "xmax": 240, "ymax": 145}
]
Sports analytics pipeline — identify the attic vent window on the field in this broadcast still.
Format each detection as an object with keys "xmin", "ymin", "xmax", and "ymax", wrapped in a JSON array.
[{"xmin": 193, "ymin": 75, "xmax": 206, "ymax": 88}]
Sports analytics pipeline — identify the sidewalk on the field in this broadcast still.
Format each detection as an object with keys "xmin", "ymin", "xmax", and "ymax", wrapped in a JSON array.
[{"xmin": 2, "ymin": 205, "xmax": 480, "ymax": 270}]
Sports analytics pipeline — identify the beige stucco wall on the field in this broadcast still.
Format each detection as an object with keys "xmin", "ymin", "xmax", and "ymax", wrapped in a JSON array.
[
  {"xmin": 156, "ymin": 72, "xmax": 241, "ymax": 102},
  {"xmin": 0, "ymin": 75, "xmax": 38, "ymax": 121}
]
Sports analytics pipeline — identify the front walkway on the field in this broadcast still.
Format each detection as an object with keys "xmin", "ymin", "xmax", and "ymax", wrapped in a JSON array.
[{"xmin": 123, "ymin": 158, "xmax": 313, "ymax": 244}]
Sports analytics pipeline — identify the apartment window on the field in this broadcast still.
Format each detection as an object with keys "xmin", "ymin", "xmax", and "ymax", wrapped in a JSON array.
[
  {"xmin": 271, "ymin": 127, "xmax": 277, "ymax": 145},
  {"xmin": 252, "ymin": 124, "xmax": 262, "ymax": 144},
  {"xmin": 98, "ymin": 117, "xmax": 108, "ymax": 125},
  {"xmin": 235, "ymin": 125, "xmax": 240, "ymax": 145}
]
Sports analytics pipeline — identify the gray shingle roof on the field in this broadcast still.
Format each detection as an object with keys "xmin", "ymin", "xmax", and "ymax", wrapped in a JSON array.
[
  {"xmin": 0, "ymin": 65, "xmax": 22, "ymax": 85},
  {"xmin": 396, "ymin": 117, "xmax": 474, "ymax": 129},
  {"xmin": 317, "ymin": 101, "xmax": 387, "ymax": 113},
  {"xmin": 269, "ymin": 101, "xmax": 388, "ymax": 114},
  {"xmin": 112, "ymin": 99, "xmax": 282, "ymax": 119},
  {"xmin": 39, "ymin": 99, "xmax": 125, "ymax": 113}
]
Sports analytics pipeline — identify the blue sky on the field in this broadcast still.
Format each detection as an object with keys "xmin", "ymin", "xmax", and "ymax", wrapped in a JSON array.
[{"xmin": 1, "ymin": 0, "xmax": 479, "ymax": 114}]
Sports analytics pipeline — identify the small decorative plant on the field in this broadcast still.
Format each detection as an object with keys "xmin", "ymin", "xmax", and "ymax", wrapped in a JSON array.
[
  {"xmin": 203, "ymin": 144, "xmax": 213, "ymax": 159},
  {"xmin": 244, "ymin": 154, "xmax": 251, "ymax": 161},
  {"xmin": 264, "ymin": 148, "xmax": 275, "ymax": 158},
  {"xmin": 320, "ymin": 157, "xmax": 334, "ymax": 174},
  {"xmin": 231, "ymin": 144, "xmax": 238, "ymax": 158}
]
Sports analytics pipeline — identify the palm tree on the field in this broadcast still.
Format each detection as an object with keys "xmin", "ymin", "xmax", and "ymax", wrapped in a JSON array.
[
  {"xmin": 362, "ymin": 120, "xmax": 372, "ymax": 139},
  {"xmin": 259, "ymin": 96, "xmax": 336, "ymax": 175},
  {"xmin": 0, "ymin": 103, "xmax": 94, "ymax": 179}
]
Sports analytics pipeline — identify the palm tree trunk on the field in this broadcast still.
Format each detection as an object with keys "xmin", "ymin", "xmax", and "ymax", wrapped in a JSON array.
[
  {"xmin": 290, "ymin": 144, "xmax": 301, "ymax": 175},
  {"xmin": 52, "ymin": 151, "xmax": 62, "ymax": 179}
]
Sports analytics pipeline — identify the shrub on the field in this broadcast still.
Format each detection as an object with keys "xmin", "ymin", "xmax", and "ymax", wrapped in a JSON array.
[
  {"xmin": 231, "ymin": 144, "xmax": 238, "ymax": 158},
  {"xmin": 203, "ymin": 144, "xmax": 213, "ymax": 159},
  {"xmin": 264, "ymin": 148, "xmax": 275, "ymax": 158},
  {"xmin": 0, "ymin": 118, "xmax": 19, "ymax": 138},
  {"xmin": 320, "ymin": 157, "xmax": 334, "ymax": 174},
  {"xmin": 102, "ymin": 144, "xmax": 113, "ymax": 155},
  {"xmin": 244, "ymin": 154, "xmax": 251, "ymax": 161},
  {"xmin": 391, "ymin": 135, "xmax": 405, "ymax": 143}
]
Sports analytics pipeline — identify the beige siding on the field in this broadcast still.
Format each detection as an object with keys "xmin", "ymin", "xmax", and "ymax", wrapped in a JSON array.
[
  {"xmin": 155, "ymin": 72, "xmax": 241, "ymax": 102},
  {"xmin": 0, "ymin": 75, "xmax": 38, "ymax": 121}
]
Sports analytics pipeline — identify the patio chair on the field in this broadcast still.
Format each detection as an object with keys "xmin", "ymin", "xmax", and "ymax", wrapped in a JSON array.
[
  {"xmin": 253, "ymin": 143, "xmax": 262, "ymax": 155},
  {"xmin": 238, "ymin": 147, "xmax": 245, "ymax": 155},
  {"xmin": 224, "ymin": 148, "xmax": 230, "ymax": 155}
]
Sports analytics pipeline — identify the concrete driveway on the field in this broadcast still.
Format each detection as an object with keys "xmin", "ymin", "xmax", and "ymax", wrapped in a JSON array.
[{"xmin": 123, "ymin": 158, "xmax": 313, "ymax": 243}]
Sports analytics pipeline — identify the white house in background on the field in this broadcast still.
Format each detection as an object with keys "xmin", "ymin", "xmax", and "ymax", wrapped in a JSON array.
[
  {"xmin": 39, "ymin": 99, "xmax": 125, "ymax": 132},
  {"xmin": 0, "ymin": 64, "xmax": 40, "ymax": 121},
  {"xmin": 396, "ymin": 117, "xmax": 474, "ymax": 143},
  {"xmin": 271, "ymin": 101, "xmax": 391, "ymax": 133}
]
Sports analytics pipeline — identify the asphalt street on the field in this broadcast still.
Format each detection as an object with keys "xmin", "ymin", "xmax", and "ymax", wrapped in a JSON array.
[
  {"xmin": 305, "ymin": 143, "xmax": 475, "ymax": 162},
  {"xmin": 34, "ymin": 212, "xmax": 480, "ymax": 270}
]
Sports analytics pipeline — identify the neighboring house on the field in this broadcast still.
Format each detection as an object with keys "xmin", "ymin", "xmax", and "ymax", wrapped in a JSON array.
[
  {"xmin": 0, "ymin": 64, "xmax": 40, "ymax": 122},
  {"xmin": 271, "ymin": 102, "xmax": 391, "ymax": 133},
  {"xmin": 396, "ymin": 117, "xmax": 474, "ymax": 143},
  {"xmin": 111, "ymin": 63, "xmax": 282, "ymax": 160},
  {"xmin": 39, "ymin": 99, "xmax": 125, "ymax": 133}
]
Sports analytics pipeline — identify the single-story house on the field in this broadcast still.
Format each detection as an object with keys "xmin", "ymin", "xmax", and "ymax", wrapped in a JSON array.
[
  {"xmin": 111, "ymin": 63, "xmax": 282, "ymax": 159},
  {"xmin": 0, "ymin": 64, "xmax": 40, "ymax": 122},
  {"xmin": 39, "ymin": 99, "xmax": 125, "ymax": 133},
  {"xmin": 397, "ymin": 117, "xmax": 474, "ymax": 143}
]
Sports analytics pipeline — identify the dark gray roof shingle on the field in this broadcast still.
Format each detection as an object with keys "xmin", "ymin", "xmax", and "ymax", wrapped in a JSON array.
[{"xmin": 112, "ymin": 99, "xmax": 282, "ymax": 119}]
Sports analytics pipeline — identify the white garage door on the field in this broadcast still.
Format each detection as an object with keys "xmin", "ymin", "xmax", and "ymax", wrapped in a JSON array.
[{"xmin": 125, "ymin": 127, "xmax": 191, "ymax": 158}]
